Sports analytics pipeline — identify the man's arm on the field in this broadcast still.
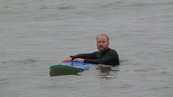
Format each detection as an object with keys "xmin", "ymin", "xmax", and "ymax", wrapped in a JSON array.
[
  {"xmin": 61, "ymin": 52, "xmax": 97, "ymax": 62},
  {"xmin": 70, "ymin": 52, "xmax": 98, "ymax": 60},
  {"xmin": 84, "ymin": 56, "xmax": 112, "ymax": 64},
  {"xmin": 61, "ymin": 57, "xmax": 72, "ymax": 62},
  {"xmin": 84, "ymin": 50, "xmax": 119, "ymax": 65}
]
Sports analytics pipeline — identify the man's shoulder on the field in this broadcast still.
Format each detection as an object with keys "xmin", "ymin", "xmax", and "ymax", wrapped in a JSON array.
[
  {"xmin": 109, "ymin": 48, "xmax": 118, "ymax": 54},
  {"xmin": 109, "ymin": 48, "xmax": 117, "ymax": 52}
]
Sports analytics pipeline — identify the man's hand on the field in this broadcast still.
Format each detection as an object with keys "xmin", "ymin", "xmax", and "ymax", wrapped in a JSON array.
[
  {"xmin": 73, "ymin": 58, "xmax": 84, "ymax": 62},
  {"xmin": 61, "ymin": 57, "xmax": 72, "ymax": 62}
]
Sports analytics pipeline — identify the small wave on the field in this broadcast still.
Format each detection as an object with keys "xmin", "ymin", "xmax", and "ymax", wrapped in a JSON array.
[
  {"xmin": 96, "ymin": 0, "xmax": 122, "ymax": 9},
  {"xmin": 95, "ymin": 65, "xmax": 120, "ymax": 80},
  {"xmin": 40, "ymin": 3, "xmax": 76, "ymax": 10},
  {"xmin": 56, "ymin": 4, "xmax": 76, "ymax": 9},
  {"xmin": 119, "ymin": 59, "xmax": 129, "ymax": 65},
  {"xmin": 1, "ymin": 59, "xmax": 39, "ymax": 64},
  {"xmin": 16, "ymin": 59, "xmax": 38, "ymax": 64},
  {"xmin": 0, "ymin": 78, "xmax": 8, "ymax": 82}
]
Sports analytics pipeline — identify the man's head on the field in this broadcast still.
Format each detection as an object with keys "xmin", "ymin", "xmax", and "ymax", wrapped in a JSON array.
[{"xmin": 96, "ymin": 34, "xmax": 110, "ymax": 52}]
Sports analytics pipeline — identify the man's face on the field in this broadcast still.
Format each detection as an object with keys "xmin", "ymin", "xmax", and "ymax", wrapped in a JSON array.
[{"xmin": 97, "ymin": 36, "xmax": 109, "ymax": 52}]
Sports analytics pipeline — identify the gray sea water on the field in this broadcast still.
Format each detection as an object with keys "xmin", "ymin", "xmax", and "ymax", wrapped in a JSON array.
[{"xmin": 1, "ymin": 0, "xmax": 173, "ymax": 97}]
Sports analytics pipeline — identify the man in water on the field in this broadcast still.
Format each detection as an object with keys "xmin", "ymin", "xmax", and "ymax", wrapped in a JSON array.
[{"xmin": 62, "ymin": 34, "xmax": 119, "ymax": 66}]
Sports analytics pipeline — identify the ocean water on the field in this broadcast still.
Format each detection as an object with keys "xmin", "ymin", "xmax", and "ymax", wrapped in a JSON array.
[{"xmin": 0, "ymin": 0, "xmax": 173, "ymax": 97}]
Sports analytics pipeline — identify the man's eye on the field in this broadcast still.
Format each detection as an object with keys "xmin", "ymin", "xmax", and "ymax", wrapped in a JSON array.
[{"xmin": 98, "ymin": 41, "xmax": 106, "ymax": 43}]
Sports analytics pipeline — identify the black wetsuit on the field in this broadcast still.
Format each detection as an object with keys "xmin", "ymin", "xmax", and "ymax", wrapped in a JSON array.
[{"xmin": 70, "ymin": 48, "xmax": 119, "ymax": 66}]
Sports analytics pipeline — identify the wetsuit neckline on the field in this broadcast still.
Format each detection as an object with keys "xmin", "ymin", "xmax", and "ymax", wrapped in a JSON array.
[{"xmin": 100, "ymin": 48, "xmax": 110, "ymax": 54}]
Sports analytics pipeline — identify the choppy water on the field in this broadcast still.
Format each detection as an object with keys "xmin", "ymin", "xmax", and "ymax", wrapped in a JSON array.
[{"xmin": 1, "ymin": 0, "xmax": 173, "ymax": 97}]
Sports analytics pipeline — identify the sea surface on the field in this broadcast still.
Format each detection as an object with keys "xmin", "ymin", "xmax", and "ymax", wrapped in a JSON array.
[{"xmin": 0, "ymin": 0, "xmax": 173, "ymax": 97}]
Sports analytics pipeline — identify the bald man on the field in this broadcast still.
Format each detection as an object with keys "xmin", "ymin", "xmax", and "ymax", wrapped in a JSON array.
[{"xmin": 62, "ymin": 34, "xmax": 119, "ymax": 66}]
